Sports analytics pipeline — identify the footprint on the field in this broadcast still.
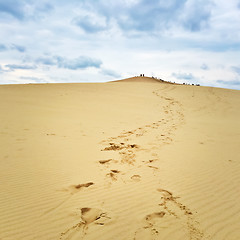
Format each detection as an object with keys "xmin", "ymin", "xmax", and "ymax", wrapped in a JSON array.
[
  {"xmin": 120, "ymin": 151, "xmax": 136, "ymax": 165},
  {"xmin": 74, "ymin": 182, "xmax": 94, "ymax": 190},
  {"xmin": 81, "ymin": 208, "xmax": 103, "ymax": 224},
  {"xmin": 106, "ymin": 170, "xmax": 121, "ymax": 181},
  {"xmin": 134, "ymin": 211, "xmax": 166, "ymax": 239},
  {"xmin": 148, "ymin": 165, "xmax": 159, "ymax": 170},
  {"xmin": 129, "ymin": 144, "xmax": 138, "ymax": 149},
  {"xmin": 157, "ymin": 189, "xmax": 203, "ymax": 239},
  {"xmin": 102, "ymin": 143, "xmax": 139, "ymax": 151},
  {"xmin": 102, "ymin": 143, "xmax": 124, "ymax": 151},
  {"xmin": 99, "ymin": 159, "xmax": 112, "ymax": 164},
  {"xmin": 60, "ymin": 208, "xmax": 110, "ymax": 239},
  {"xmin": 66, "ymin": 182, "xmax": 94, "ymax": 194},
  {"xmin": 131, "ymin": 175, "xmax": 141, "ymax": 182},
  {"xmin": 145, "ymin": 211, "xmax": 166, "ymax": 221}
]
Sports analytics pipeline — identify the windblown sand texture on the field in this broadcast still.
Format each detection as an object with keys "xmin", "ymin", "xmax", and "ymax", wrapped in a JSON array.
[{"xmin": 0, "ymin": 77, "xmax": 240, "ymax": 240}]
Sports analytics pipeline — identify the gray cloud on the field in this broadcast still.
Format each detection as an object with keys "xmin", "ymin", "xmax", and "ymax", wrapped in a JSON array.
[
  {"xmin": 36, "ymin": 55, "xmax": 102, "ymax": 70},
  {"xmin": 11, "ymin": 44, "xmax": 26, "ymax": 52},
  {"xmin": 100, "ymin": 68, "xmax": 121, "ymax": 78},
  {"xmin": 181, "ymin": 0, "xmax": 212, "ymax": 32},
  {"xmin": 201, "ymin": 63, "xmax": 209, "ymax": 70},
  {"xmin": 19, "ymin": 76, "xmax": 46, "ymax": 83},
  {"xmin": 217, "ymin": 79, "xmax": 240, "ymax": 86},
  {"xmin": 31, "ymin": 2, "xmax": 54, "ymax": 21},
  {"xmin": 76, "ymin": 0, "xmax": 212, "ymax": 33},
  {"xmin": 0, "ymin": 0, "xmax": 54, "ymax": 21},
  {"xmin": 172, "ymin": 72, "xmax": 195, "ymax": 80},
  {"xmin": 0, "ymin": 43, "xmax": 26, "ymax": 52},
  {"xmin": 5, "ymin": 64, "xmax": 37, "ymax": 70},
  {"xmin": 115, "ymin": 0, "xmax": 186, "ymax": 32},
  {"xmin": 232, "ymin": 66, "xmax": 240, "ymax": 75},
  {"xmin": 36, "ymin": 2, "xmax": 53, "ymax": 13},
  {"xmin": 0, "ymin": 43, "xmax": 7, "ymax": 51},
  {"xmin": 35, "ymin": 56, "xmax": 56, "ymax": 66},
  {"xmin": 73, "ymin": 14, "xmax": 108, "ymax": 33},
  {"xmin": 57, "ymin": 56, "xmax": 102, "ymax": 70},
  {"xmin": 0, "ymin": 0, "xmax": 26, "ymax": 20},
  {"xmin": 77, "ymin": 0, "xmax": 187, "ymax": 33}
]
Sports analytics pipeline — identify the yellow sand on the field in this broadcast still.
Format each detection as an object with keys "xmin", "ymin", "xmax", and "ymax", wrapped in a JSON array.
[{"xmin": 0, "ymin": 77, "xmax": 240, "ymax": 240}]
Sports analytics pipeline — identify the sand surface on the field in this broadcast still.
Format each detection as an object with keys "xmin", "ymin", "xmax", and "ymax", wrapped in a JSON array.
[{"xmin": 0, "ymin": 77, "xmax": 240, "ymax": 240}]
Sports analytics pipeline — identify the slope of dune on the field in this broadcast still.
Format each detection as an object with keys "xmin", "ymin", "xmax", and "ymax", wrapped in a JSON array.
[{"xmin": 0, "ymin": 77, "xmax": 240, "ymax": 240}]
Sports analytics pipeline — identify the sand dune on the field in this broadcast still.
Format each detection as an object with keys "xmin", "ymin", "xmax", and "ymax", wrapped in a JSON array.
[{"xmin": 0, "ymin": 77, "xmax": 240, "ymax": 240}]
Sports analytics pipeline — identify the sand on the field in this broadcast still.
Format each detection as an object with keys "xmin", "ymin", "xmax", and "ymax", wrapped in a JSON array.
[{"xmin": 0, "ymin": 77, "xmax": 240, "ymax": 240}]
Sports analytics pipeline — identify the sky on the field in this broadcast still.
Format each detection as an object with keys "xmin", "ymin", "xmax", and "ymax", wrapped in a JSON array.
[{"xmin": 0, "ymin": 0, "xmax": 240, "ymax": 89}]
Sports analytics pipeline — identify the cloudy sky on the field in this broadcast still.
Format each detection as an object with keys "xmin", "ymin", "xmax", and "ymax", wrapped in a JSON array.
[{"xmin": 0, "ymin": 0, "xmax": 240, "ymax": 89}]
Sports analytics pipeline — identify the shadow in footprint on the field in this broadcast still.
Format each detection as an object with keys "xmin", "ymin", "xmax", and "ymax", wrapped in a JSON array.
[
  {"xmin": 99, "ymin": 159, "xmax": 112, "ymax": 164},
  {"xmin": 106, "ymin": 170, "xmax": 121, "ymax": 181},
  {"xmin": 69, "ymin": 182, "xmax": 94, "ymax": 194}
]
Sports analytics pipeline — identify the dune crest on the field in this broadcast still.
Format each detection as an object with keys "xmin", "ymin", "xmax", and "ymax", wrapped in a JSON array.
[{"xmin": 111, "ymin": 76, "xmax": 170, "ymax": 84}]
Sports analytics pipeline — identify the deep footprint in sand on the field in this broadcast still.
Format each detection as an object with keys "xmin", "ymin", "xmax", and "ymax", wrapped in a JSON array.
[
  {"xmin": 106, "ymin": 170, "xmax": 121, "ymax": 181},
  {"xmin": 60, "ymin": 208, "xmax": 110, "ymax": 239},
  {"xmin": 66, "ymin": 182, "xmax": 94, "ymax": 194},
  {"xmin": 99, "ymin": 159, "xmax": 112, "ymax": 164},
  {"xmin": 81, "ymin": 208, "xmax": 104, "ymax": 225},
  {"xmin": 102, "ymin": 142, "xmax": 139, "ymax": 151}
]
